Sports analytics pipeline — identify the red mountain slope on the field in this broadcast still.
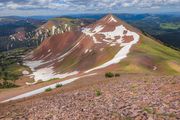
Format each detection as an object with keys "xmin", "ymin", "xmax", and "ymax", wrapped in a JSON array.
[
  {"xmin": 24, "ymin": 14, "xmax": 180, "ymax": 83},
  {"xmin": 24, "ymin": 14, "xmax": 141, "ymax": 83}
]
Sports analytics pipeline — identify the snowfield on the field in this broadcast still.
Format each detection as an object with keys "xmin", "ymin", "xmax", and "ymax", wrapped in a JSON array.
[
  {"xmin": 24, "ymin": 60, "xmax": 79, "ymax": 84},
  {"xmin": 84, "ymin": 25, "xmax": 140, "ymax": 73},
  {"xmin": 26, "ymin": 67, "xmax": 79, "ymax": 85}
]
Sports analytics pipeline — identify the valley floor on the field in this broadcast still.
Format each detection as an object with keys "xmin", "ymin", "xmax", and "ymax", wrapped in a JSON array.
[{"xmin": 0, "ymin": 74, "xmax": 179, "ymax": 120}]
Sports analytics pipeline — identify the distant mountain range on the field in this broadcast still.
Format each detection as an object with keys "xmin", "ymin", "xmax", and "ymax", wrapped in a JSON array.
[
  {"xmin": 0, "ymin": 13, "xmax": 179, "ymax": 52},
  {"xmin": 0, "ymin": 16, "xmax": 94, "ymax": 51}
]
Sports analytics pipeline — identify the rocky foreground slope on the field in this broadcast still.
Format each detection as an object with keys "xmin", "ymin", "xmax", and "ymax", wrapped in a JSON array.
[{"xmin": 0, "ymin": 74, "xmax": 179, "ymax": 120}]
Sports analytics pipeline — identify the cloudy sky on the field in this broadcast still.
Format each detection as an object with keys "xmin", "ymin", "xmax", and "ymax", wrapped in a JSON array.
[{"xmin": 0, "ymin": 0, "xmax": 180, "ymax": 16}]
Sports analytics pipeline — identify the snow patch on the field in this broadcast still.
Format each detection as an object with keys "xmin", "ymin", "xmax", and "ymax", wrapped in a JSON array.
[
  {"xmin": 108, "ymin": 16, "xmax": 117, "ymax": 23},
  {"xmin": 153, "ymin": 66, "xmax": 157, "ymax": 71},
  {"xmin": 52, "ymin": 26, "xmax": 56, "ymax": 35},
  {"xmin": 68, "ymin": 26, "xmax": 71, "ymax": 31},
  {"xmin": 24, "ymin": 60, "xmax": 79, "ymax": 83},
  {"xmin": 110, "ymin": 43, "xmax": 116, "ymax": 46},
  {"xmin": 26, "ymin": 67, "xmax": 79, "ymax": 84},
  {"xmin": 42, "ymin": 52, "xmax": 52, "ymax": 59},
  {"xmin": 85, "ymin": 49, "xmax": 89, "ymax": 53},
  {"xmin": 93, "ymin": 25, "xmax": 104, "ymax": 33},
  {"xmin": 82, "ymin": 25, "xmax": 104, "ymax": 44},
  {"xmin": 65, "ymin": 24, "xmax": 67, "ymax": 30},
  {"xmin": 58, "ymin": 42, "xmax": 79, "ymax": 60},
  {"xmin": 39, "ymin": 55, "xmax": 45, "ymax": 59},
  {"xmin": 48, "ymin": 49, "xmax": 51, "ymax": 53},
  {"xmin": 100, "ymin": 48, "xmax": 104, "ymax": 51},
  {"xmin": 22, "ymin": 70, "xmax": 29, "ymax": 75}
]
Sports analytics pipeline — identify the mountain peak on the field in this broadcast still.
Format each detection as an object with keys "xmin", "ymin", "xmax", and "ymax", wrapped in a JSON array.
[
  {"xmin": 96, "ymin": 14, "xmax": 141, "ymax": 34},
  {"xmin": 101, "ymin": 14, "xmax": 118, "ymax": 23}
]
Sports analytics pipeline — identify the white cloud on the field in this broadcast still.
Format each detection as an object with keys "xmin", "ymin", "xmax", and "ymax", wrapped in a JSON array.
[{"xmin": 0, "ymin": 0, "xmax": 180, "ymax": 12}]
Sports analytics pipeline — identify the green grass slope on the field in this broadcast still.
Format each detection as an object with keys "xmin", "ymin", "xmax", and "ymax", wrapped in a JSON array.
[{"xmin": 118, "ymin": 34, "xmax": 180, "ymax": 74}]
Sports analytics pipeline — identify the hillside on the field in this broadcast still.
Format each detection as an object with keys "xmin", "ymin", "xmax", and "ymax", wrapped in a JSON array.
[
  {"xmin": 24, "ymin": 14, "xmax": 180, "ymax": 84},
  {"xmin": 118, "ymin": 34, "xmax": 180, "ymax": 74}
]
